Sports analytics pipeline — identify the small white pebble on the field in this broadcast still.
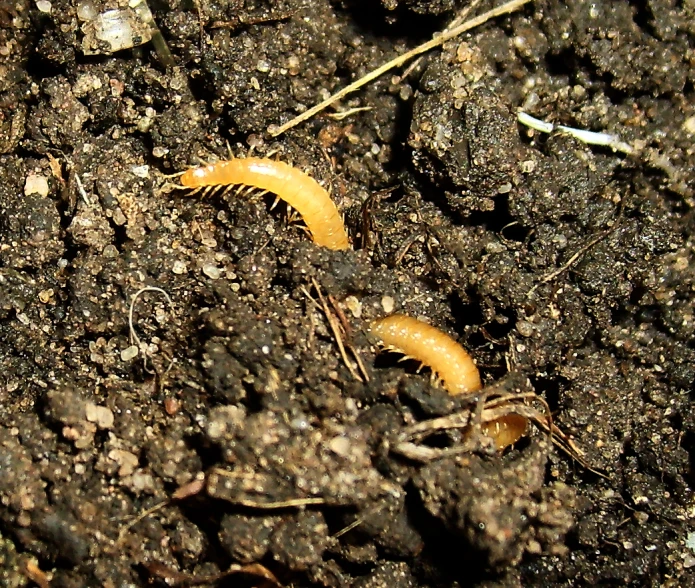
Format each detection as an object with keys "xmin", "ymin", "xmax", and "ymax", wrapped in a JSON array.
[
  {"xmin": 108, "ymin": 449, "xmax": 138, "ymax": 477},
  {"xmin": 102, "ymin": 244, "xmax": 119, "ymax": 258},
  {"xmin": 120, "ymin": 345, "xmax": 139, "ymax": 361},
  {"xmin": 38, "ymin": 289, "xmax": 54, "ymax": 303},
  {"xmin": 520, "ymin": 160, "xmax": 536, "ymax": 173},
  {"xmin": 24, "ymin": 173, "xmax": 49, "ymax": 197},
  {"xmin": 516, "ymin": 320, "xmax": 534, "ymax": 337},
  {"xmin": 202, "ymin": 263, "xmax": 222, "ymax": 279},
  {"xmin": 683, "ymin": 116, "xmax": 695, "ymax": 135},
  {"xmin": 129, "ymin": 471, "xmax": 155, "ymax": 492},
  {"xmin": 131, "ymin": 164, "xmax": 149, "ymax": 178},
  {"xmin": 327, "ymin": 436, "xmax": 351, "ymax": 457},
  {"xmin": 687, "ymin": 531, "xmax": 695, "ymax": 552},
  {"xmin": 381, "ymin": 296, "xmax": 395, "ymax": 314},
  {"xmin": 345, "ymin": 295, "xmax": 362, "ymax": 318},
  {"xmin": 36, "ymin": 0, "xmax": 52, "ymax": 12},
  {"xmin": 172, "ymin": 260, "xmax": 187, "ymax": 275},
  {"xmin": 76, "ymin": 0, "xmax": 97, "ymax": 20},
  {"xmin": 85, "ymin": 402, "xmax": 114, "ymax": 429}
]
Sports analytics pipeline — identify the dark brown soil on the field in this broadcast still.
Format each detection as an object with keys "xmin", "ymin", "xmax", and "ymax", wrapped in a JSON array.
[{"xmin": 0, "ymin": 0, "xmax": 694, "ymax": 586}]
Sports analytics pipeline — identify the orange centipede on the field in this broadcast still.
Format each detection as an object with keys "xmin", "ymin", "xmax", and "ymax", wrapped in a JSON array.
[
  {"xmin": 180, "ymin": 158, "xmax": 350, "ymax": 251},
  {"xmin": 370, "ymin": 314, "xmax": 527, "ymax": 450}
]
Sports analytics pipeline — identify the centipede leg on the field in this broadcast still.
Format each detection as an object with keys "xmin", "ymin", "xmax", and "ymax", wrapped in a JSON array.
[
  {"xmin": 182, "ymin": 186, "xmax": 203, "ymax": 197},
  {"xmin": 201, "ymin": 186, "xmax": 217, "ymax": 199},
  {"xmin": 290, "ymin": 209, "xmax": 305, "ymax": 224},
  {"xmin": 219, "ymin": 185, "xmax": 235, "ymax": 198},
  {"xmin": 238, "ymin": 185, "xmax": 259, "ymax": 200}
]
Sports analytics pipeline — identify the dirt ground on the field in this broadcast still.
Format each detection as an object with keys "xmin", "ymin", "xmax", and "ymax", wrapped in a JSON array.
[{"xmin": 0, "ymin": 0, "xmax": 694, "ymax": 585}]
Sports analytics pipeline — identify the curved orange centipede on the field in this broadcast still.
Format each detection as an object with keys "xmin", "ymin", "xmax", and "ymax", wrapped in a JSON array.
[
  {"xmin": 370, "ymin": 314, "xmax": 527, "ymax": 450},
  {"xmin": 180, "ymin": 158, "xmax": 350, "ymax": 251}
]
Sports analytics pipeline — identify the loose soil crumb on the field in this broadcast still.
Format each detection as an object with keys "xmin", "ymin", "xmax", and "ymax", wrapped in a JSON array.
[{"xmin": 0, "ymin": 0, "xmax": 693, "ymax": 586}]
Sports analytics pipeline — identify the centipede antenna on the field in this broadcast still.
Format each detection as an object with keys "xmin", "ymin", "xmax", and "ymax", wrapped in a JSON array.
[
  {"xmin": 162, "ymin": 170, "xmax": 187, "ymax": 179},
  {"xmin": 164, "ymin": 180, "xmax": 189, "ymax": 193}
]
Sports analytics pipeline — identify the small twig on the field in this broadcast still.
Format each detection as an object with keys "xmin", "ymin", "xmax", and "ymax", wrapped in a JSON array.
[
  {"xmin": 310, "ymin": 279, "xmax": 364, "ymax": 383},
  {"xmin": 328, "ymin": 294, "xmax": 370, "ymax": 382},
  {"xmin": 209, "ymin": 469, "xmax": 326, "ymax": 508},
  {"xmin": 128, "ymin": 286, "xmax": 175, "ymax": 374},
  {"xmin": 332, "ymin": 501, "xmax": 388, "ymax": 539},
  {"xmin": 328, "ymin": 294, "xmax": 352, "ymax": 337},
  {"xmin": 328, "ymin": 106, "xmax": 373, "ymax": 120},
  {"xmin": 268, "ymin": 0, "xmax": 532, "ymax": 137},
  {"xmin": 223, "ymin": 496, "xmax": 326, "ymax": 508},
  {"xmin": 517, "ymin": 111, "xmax": 635, "ymax": 155},
  {"xmin": 130, "ymin": 0, "xmax": 176, "ymax": 67},
  {"xmin": 128, "ymin": 286, "xmax": 173, "ymax": 347},
  {"xmin": 526, "ymin": 227, "xmax": 616, "ymax": 298},
  {"xmin": 23, "ymin": 561, "xmax": 50, "ymax": 588},
  {"xmin": 73, "ymin": 172, "xmax": 91, "ymax": 206},
  {"xmin": 117, "ymin": 500, "xmax": 169, "ymax": 545},
  {"xmin": 146, "ymin": 561, "xmax": 282, "ymax": 587},
  {"xmin": 394, "ymin": 230, "xmax": 426, "ymax": 265},
  {"xmin": 360, "ymin": 186, "xmax": 396, "ymax": 250},
  {"xmin": 392, "ymin": 0, "xmax": 483, "ymax": 84},
  {"xmin": 301, "ymin": 282, "xmax": 359, "ymax": 380}
]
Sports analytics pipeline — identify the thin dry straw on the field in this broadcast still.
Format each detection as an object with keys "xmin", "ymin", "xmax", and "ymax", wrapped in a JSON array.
[{"xmin": 268, "ymin": 0, "xmax": 532, "ymax": 137}]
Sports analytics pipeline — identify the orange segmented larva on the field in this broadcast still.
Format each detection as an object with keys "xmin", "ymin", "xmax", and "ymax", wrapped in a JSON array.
[
  {"xmin": 480, "ymin": 414, "xmax": 527, "ymax": 451},
  {"xmin": 370, "ymin": 314, "xmax": 528, "ymax": 450},
  {"xmin": 370, "ymin": 314, "xmax": 482, "ymax": 395},
  {"xmin": 180, "ymin": 158, "xmax": 350, "ymax": 251}
]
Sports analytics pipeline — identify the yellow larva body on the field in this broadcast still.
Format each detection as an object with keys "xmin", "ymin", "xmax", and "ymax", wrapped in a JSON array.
[
  {"xmin": 480, "ymin": 414, "xmax": 527, "ymax": 451},
  {"xmin": 370, "ymin": 314, "xmax": 527, "ymax": 450},
  {"xmin": 180, "ymin": 158, "xmax": 350, "ymax": 251},
  {"xmin": 370, "ymin": 314, "xmax": 482, "ymax": 395}
]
